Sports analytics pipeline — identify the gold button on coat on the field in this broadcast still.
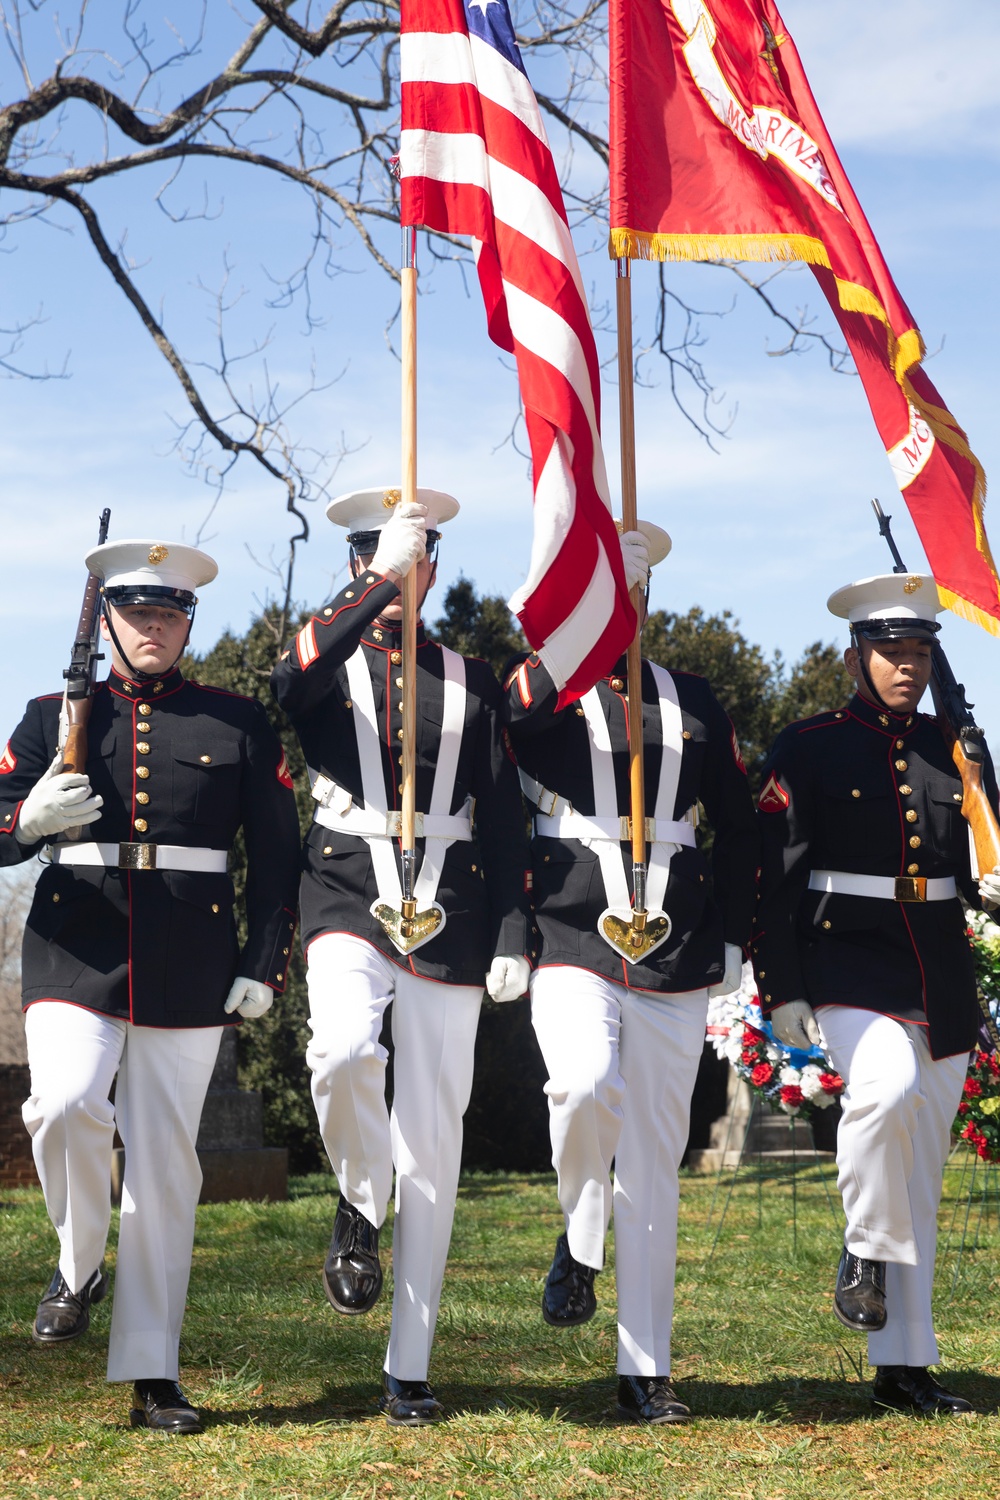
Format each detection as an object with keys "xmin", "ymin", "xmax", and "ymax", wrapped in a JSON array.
[
  {"xmin": 345, "ymin": 590, "xmax": 354, "ymax": 599},
  {"xmin": 212, "ymin": 904, "xmax": 220, "ymax": 913},
  {"xmin": 136, "ymin": 792, "xmax": 149, "ymax": 805},
  {"xmin": 907, "ymin": 862, "xmax": 920, "ymax": 875},
  {"xmin": 137, "ymin": 766, "xmax": 150, "ymax": 779},
  {"xmin": 895, "ymin": 760, "xmax": 907, "ymax": 771},
  {"xmin": 138, "ymin": 703, "xmax": 152, "ymax": 716},
  {"xmin": 609, "ymin": 677, "xmax": 624, "ymax": 692},
  {"xmin": 898, "ymin": 784, "xmax": 912, "ymax": 795},
  {"xmin": 822, "ymin": 920, "xmax": 832, "ymax": 930},
  {"xmin": 134, "ymin": 818, "xmax": 148, "ymax": 833},
  {"xmin": 136, "ymin": 742, "xmax": 150, "ymax": 754},
  {"xmin": 200, "ymin": 754, "xmax": 212, "ymax": 764},
  {"xmin": 52, "ymin": 893, "xmax": 60, "ymax": 903},
  {"xmin": 909, "ymin": 835, "xmax": 921, "ymax": 848},
  {"xmin": 851, "ymin": 789, "xmax": 861, "ymax": 799},
  {"xmin": 905, "ymin": 809, "xmax": 917, "ymax": 823},
  {"xmin": 896, "ymin": 739, "xmax": 905, "ymax": 749},
  {"xmin": 137, "ymin": 721, "xmax": 151, "ymax": 733},
  {"xmin": 391, "ymin": 651, "xmax": 402, "ymax": 664},
  {"xmin": 324, "ymin": 607, "xmax": 333, "ymax": 617}
]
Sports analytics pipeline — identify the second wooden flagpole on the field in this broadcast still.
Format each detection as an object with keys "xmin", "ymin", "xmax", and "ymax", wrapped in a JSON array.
[{"xmin": 616, "ymin": 256, "xmax": 648, "ymax": 933}]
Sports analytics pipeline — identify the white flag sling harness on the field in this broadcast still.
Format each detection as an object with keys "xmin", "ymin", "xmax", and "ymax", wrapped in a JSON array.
[{"xmin": 523, "ymin": 666, "xmax": 695, "ymax": 962}]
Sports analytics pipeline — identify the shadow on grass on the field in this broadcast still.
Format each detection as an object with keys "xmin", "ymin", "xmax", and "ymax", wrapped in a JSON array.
[{"xmin": 196, "ymin": 1370, "xmax": 1000, "ymax": 1431}]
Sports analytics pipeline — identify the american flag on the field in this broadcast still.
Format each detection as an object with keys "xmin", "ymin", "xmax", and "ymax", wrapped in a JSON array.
[{"xmin": 399, "ymin": 0, "xmax": 636, "ymax": 705}]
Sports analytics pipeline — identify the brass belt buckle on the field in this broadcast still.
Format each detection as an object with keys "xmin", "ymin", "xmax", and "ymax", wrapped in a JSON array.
[
  {"xmin": 894, "ymin": 875, "xmax": 926, "ymax": 902},
  {"xmin": 119, "ymin": 842, "xmax": 156, "ymax": 871}
]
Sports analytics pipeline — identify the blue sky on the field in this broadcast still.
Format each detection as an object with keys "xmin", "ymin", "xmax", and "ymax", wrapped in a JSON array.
[{"xmin": 1, "ymin": 0, "xmax": 999, "ymax": 748}]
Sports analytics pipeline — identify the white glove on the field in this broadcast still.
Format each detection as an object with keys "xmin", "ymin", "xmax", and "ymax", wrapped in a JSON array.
[
  {"xmin": 619, "ymin": 530, "xmax": 650, "ymax": 595},
  {"xmin": 16, "ymin": 756, "xmax": 103, "ymax": 843},
  {"xmin": 707, "ymin": 942, "xmax": 744, "ymax": 998},
  {"xmin": 371, "ymin": 501, "xmax": 428, "ymax": 581},
  {"xmin": 979, "ymin": 867, "xmax": 1000, "ymax": 911},
  {"xmin": 223, "ymin": 977, "xmax": 273, "ymax": 1019},
  {"xmin": 486, "ymin": 954, "xmax": 531, "ymax": 1003},
  {"xmin": 769, "ymin": 1000, "xmax": 822, "ymax": 1051}
]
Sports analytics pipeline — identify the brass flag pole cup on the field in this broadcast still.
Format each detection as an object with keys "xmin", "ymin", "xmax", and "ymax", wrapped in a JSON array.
[{"xmin": 599, "ymin": 258, "xmax": 671, "ymax": 963}]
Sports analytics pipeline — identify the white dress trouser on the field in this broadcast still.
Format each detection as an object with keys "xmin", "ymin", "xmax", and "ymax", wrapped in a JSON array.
[
  {"xmin": 22, "ymin": 1000, "xmax": 222, "ymax": 1381},
  {"xmin": 817, "ymin": 1005, "xmax": 967, "ymax": 1368},
  {"xmin": 305, "ymin": 933, "xmax": 483, "ymax": 1382},
  {"xmin": 530, "ymin": 965, "xmax": 708, "ymax": 1377}
]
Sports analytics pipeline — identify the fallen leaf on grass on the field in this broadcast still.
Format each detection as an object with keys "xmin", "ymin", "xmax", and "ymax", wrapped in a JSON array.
[
  {"xmin": 43, "ymin": 1444, "xmax": 55, "ymax": 1460},
  {"xmin": 578, "ymin": 1468, "xmax": 608, "ymax": 1483}
]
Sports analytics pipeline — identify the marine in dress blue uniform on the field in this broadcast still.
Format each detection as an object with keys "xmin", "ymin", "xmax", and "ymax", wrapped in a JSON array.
[
  {"xmin": 270, "ymin": 487, "xmax": 533, "ymax": 1425},
  {"xmin": 3, "ymin": 539, "xmax": 300, "ymax": 1433},
  {"xmin": 752, "ymin": 572, "xmax": 991, "ymax": 1416},
  {"xmin": 505, "ymin": 523, "xmax": 759, "ymax": 1424}
]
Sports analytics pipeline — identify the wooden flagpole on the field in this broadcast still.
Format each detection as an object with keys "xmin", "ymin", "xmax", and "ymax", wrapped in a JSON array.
[
  {"xmin": 616, "ymin": 256, "xmax": 649, "ymax": 941},
  {"xmin": 399, "ymin": 224, "xmax": 419, "ymax": 935}
]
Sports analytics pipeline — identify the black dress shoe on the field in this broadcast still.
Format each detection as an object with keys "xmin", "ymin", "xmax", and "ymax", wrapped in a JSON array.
[
  {"xmin": 873, "ymin": 1365, "xmax": 974, "ymax": 1416},
  {"xmin": 617, "ymin": 1375, "xmax": 690, "ymax": 1425},
  {"xmin": 130, "ymin": 1379, "xmax": 203, "ymax": 1434},
  {"xmin": 378, "ymin": 1372, "xmax": 444, "ymax": 1427},
  {"xmin": 541, "ymin": 1233, "xmax": 597, "ymax": 1327},
  {"xmin": 322, "ymin": 1196, "xmax": 383, "ymax": 1315},
  {"xmin": 32, "ymin": 1265, "xmax": 108, "ymax": 1344},
  {"xmin": 834, "ymin": 1246, "xmax": 887, "ymax": 1331}
]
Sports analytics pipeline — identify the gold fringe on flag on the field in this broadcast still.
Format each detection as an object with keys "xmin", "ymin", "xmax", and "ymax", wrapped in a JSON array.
[
  {"xmin": 938, "ymin": 587, "xmax": 1000, "ymax": 639},
  {"xmin": 608, "ymin": 228, "xmax": 831, "ymax": 266}
]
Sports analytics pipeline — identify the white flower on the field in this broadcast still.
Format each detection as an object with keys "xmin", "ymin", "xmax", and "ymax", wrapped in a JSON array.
[
  {"xmin": 799, "ymin": 1065, "xmax": 824, "ymax": 1101},
  {"xmin": 765, "ymin": 1043, "xmax": 782, "ymax": 1064},
  {"xmin": 779, "ymin": 1065, "xmax": 802, "ymax": 1087},
  {"xmin": 724, "ymin": 1036, "xmax": 746, "ymax": 1065},
  {"xmin": 778, "ymin": 1096, "xmax": 800, "ymax": 1116},
  {"xmin": 811, "ymin": 1088, "xmax": 837, "ymax": 1110}
]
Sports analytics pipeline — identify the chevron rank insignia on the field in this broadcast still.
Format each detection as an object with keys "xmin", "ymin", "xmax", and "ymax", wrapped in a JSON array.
[{"xmin": 758, "ymin": 772, "xmax": 790, "ymax": 813}]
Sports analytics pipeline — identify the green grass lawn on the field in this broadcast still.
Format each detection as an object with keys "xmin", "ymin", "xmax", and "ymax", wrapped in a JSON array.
[{"xmin": 2, "ymin": 1159, "xmax": 999, "ymax": 1498}]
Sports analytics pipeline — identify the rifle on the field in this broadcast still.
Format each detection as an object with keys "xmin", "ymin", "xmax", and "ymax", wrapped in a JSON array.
[{"xmin": 60, "ymin": 508, "xmax": 111, "ymax": 780}]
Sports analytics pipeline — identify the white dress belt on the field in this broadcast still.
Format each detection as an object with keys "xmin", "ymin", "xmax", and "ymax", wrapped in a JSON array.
[
  {"xmin": 535, "ymin": 811, "xmax": 697, "ymax": 845},
  {"xmin": 808, "ymin": 869, "xmax": 957, "ymax": 902},
  {"xmin": 50, "ymin": 842, "xmax": 228, "ymax": 874},
  {"xmin": 313, "ymin": 802, "xmax": 473, "ymax": 841}
]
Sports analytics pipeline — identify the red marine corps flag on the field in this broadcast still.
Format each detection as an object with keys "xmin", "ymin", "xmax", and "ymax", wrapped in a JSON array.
[
  {"xmin": 609, "ymin": 0, "xmax": 1000, "ymax": 635},
  {"xmin": 400, "ymin": 0, "xmax": 636, "ymax": 706}
]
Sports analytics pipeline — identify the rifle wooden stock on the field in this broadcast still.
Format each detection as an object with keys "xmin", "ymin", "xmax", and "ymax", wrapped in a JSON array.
[
  {"xmin": 60, "ymin": 710, "xmax": 92, "ymax": 777},
  {"xmin": 943, "ymin": 723, "xmax": 1000, "ymax": 877}
]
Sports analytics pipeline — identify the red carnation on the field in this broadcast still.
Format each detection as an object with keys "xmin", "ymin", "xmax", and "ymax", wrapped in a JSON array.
[
  {"xmin": 963, "ymin": 1078, "xmax": 983, "ymax": 1098},
  {"xmin": 780, "ymin": 1084, "xmax": 804, "ymax": 1107},
  {"xmin": 743, "ymin": 1026, "xmax": 766, "ymax": 1046},
  {"xmin": 958, "ymin": 1101, "xmax": 970, "ymax": 1116},
  {"xmin": 751, "ymin": 1062, "xmax": 773, "ymax": 1087},
  {"xmin": 961, "ymin": 1121, "xmax": 978, "ymax": 1141},
  {"xmin": 819, "ymin": 1072, "xmax": 843, "ymax": 1094}
]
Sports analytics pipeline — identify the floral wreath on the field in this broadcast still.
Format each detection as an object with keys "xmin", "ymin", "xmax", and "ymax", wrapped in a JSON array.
[
  {"xmin": 706, "ymin": 970, "xmax": 844, "ymax": 1120},
  {"xmin": 956, "ymin": 912, "xmax": 1000, "ymax": 1165}
]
